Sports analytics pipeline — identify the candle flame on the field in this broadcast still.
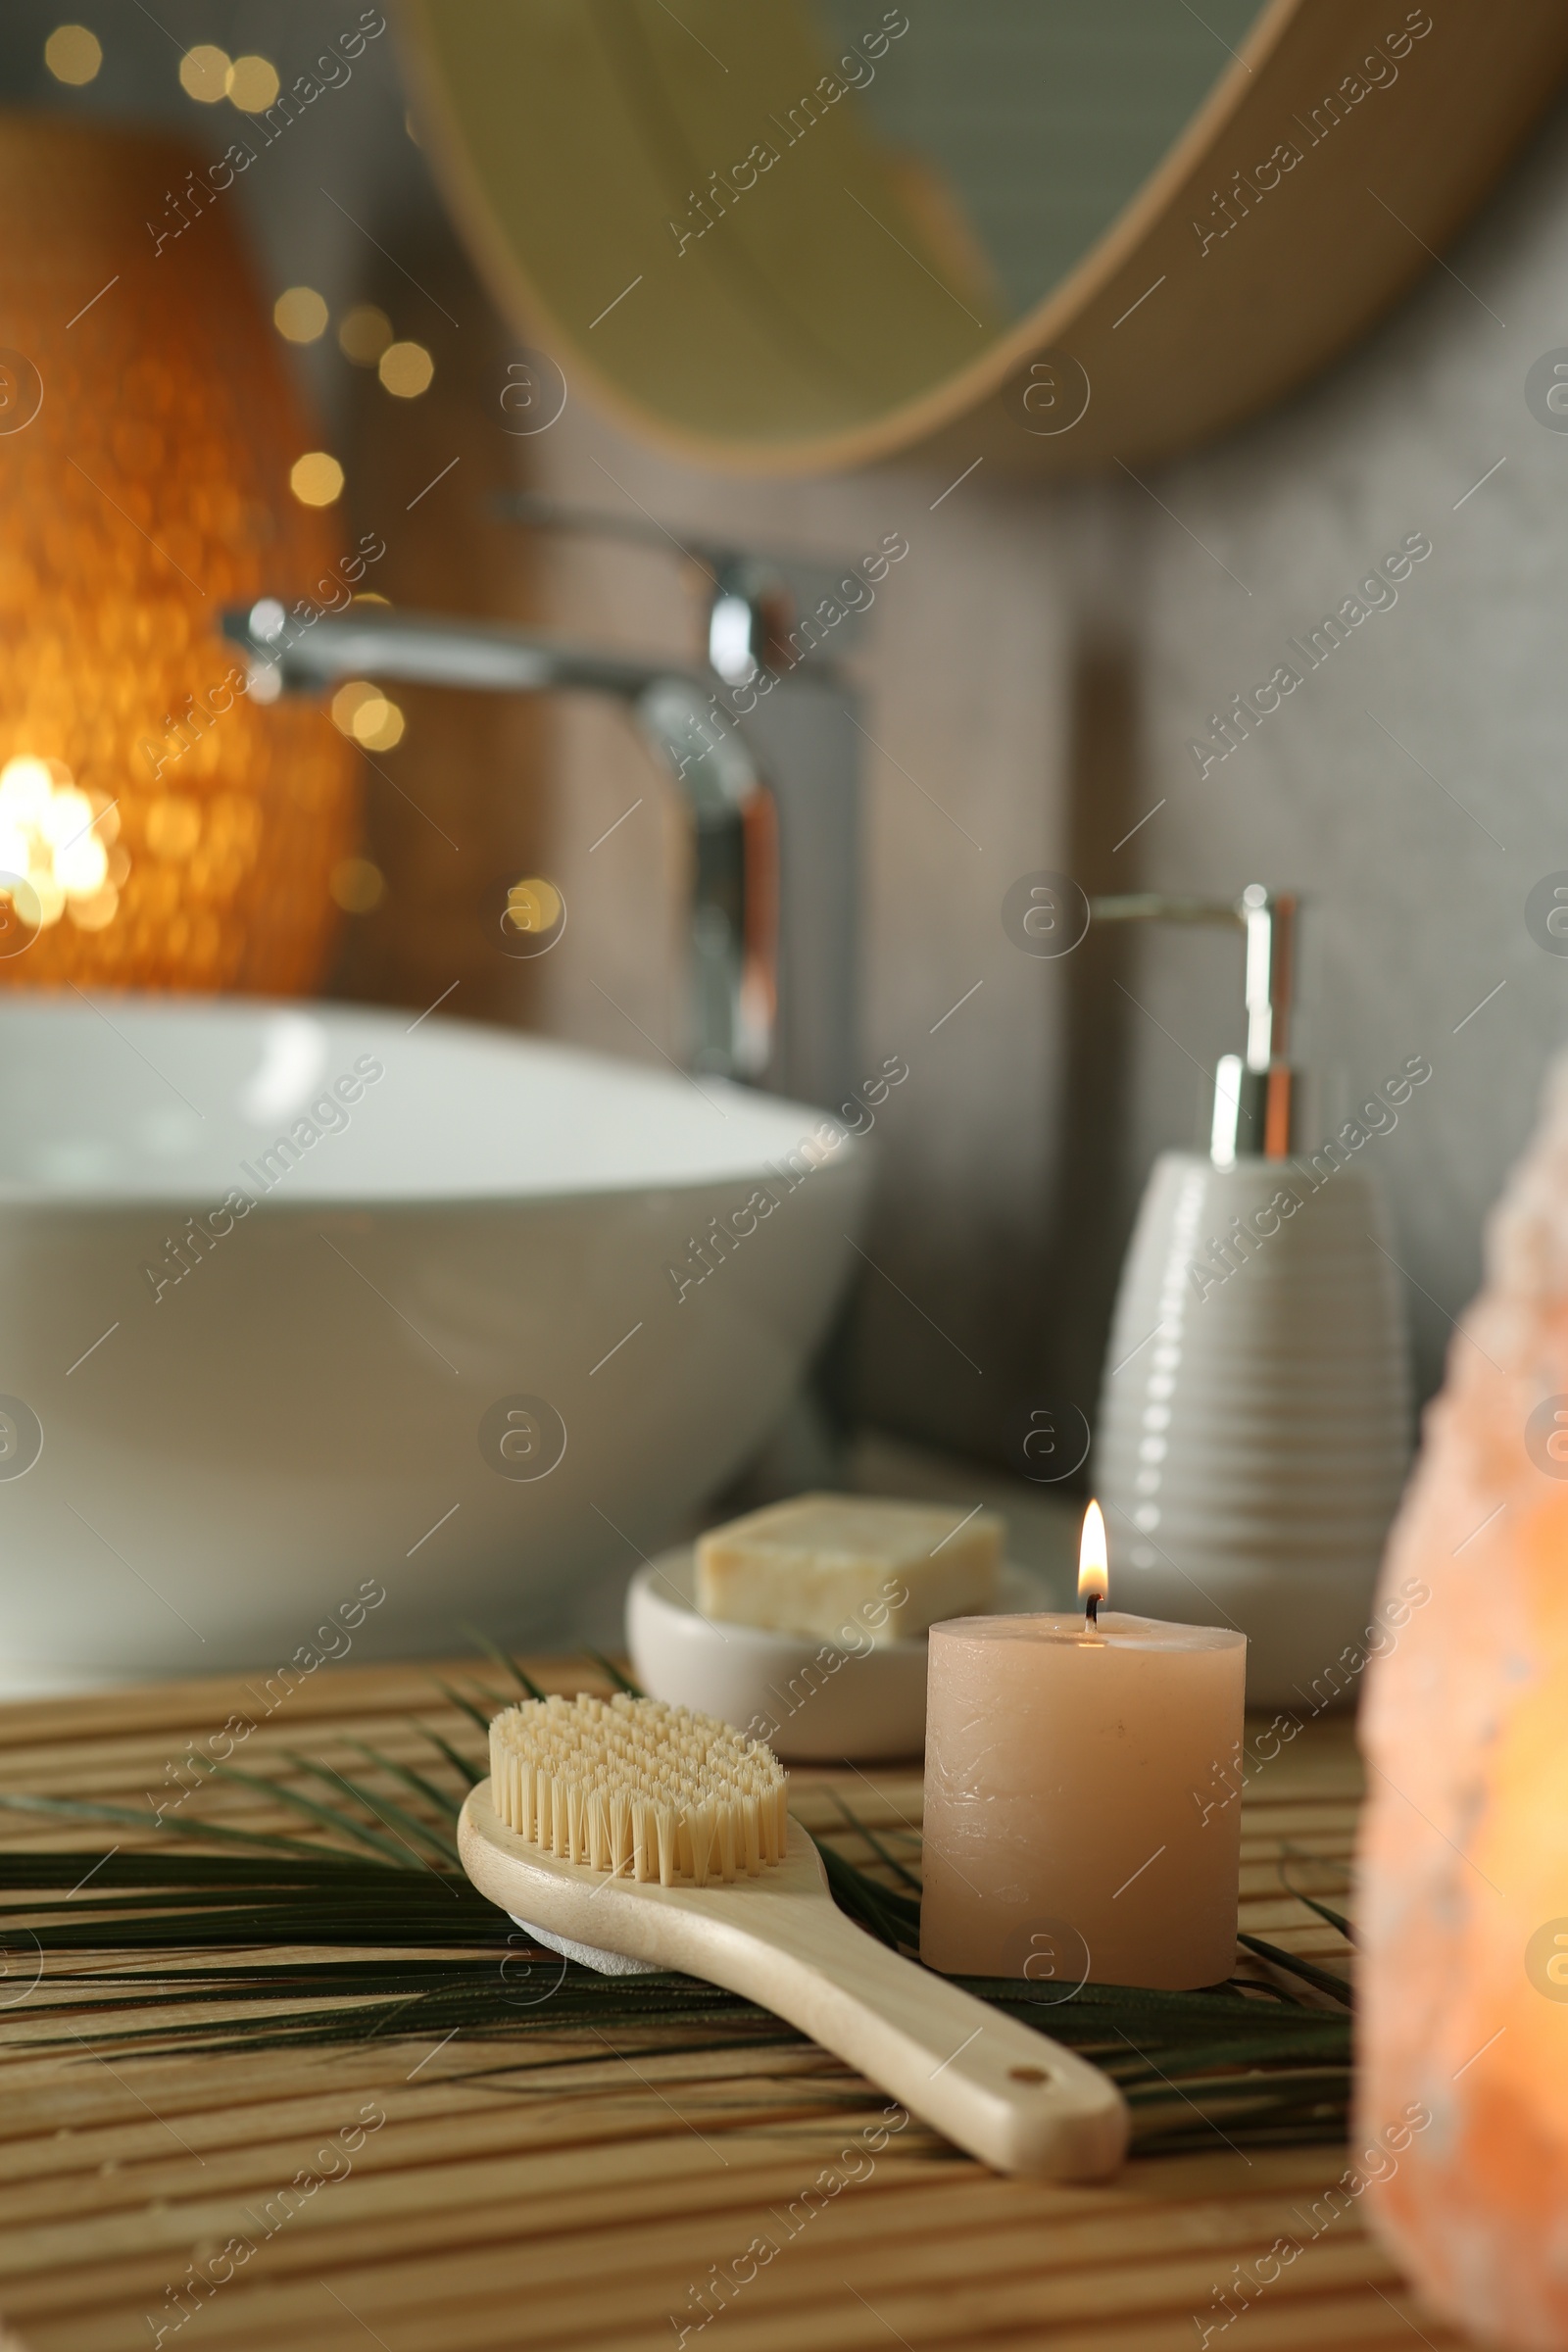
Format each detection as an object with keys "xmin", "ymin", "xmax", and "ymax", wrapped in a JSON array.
[{"xmin": 1077, "ymin": 1499, "xmax": 1109, "ymax": 1606}]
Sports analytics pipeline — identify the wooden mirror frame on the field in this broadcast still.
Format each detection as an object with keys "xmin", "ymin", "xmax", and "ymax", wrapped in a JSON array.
[{"xmin": 400, "ymin": 0, "xmax": 1568, "ymax": 477}]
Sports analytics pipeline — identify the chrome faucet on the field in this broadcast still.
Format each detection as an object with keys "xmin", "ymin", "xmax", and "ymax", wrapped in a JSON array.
[
  {"xmin": 221, "ymin": 598, "xmax": 777, "ymax": 1080},
  {"xmin": 224, "ymin": 509, "xmax": 864, "ymax": 1105},
  {"xmin": 498, "ymin": 492, "xmax": 798, "ymax": 691}
]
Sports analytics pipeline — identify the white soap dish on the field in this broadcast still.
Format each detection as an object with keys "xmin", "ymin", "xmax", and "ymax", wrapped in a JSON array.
[{"xmin": 625, "ymin": 1547, "xmax": 1050, "ymax": 1761}]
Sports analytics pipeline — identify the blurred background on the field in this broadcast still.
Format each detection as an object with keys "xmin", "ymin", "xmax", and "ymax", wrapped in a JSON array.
[{"xmin": 3, "ymin": 0, "xmax": 1564, "ymax": 1476}]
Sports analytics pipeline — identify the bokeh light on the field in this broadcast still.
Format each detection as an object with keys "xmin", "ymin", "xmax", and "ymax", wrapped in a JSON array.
[
  {"xmin": 144, "ymin": 794, "xmax": 201, "ymax": 861},
  {"xmin": 378, "ymin": 340, "xmax": 434, "ymax": 399},
  {"xmin": 273, "ymin": 287, "xmax": 328, "ymax": 345},
  {"xmin": 329, "ymin": 681, "xmax": 406, "ymax": 753},
  {"xmin": 0, "ymin": 757, "xmax": 119, "ymax": 934},
  {"xmin": 329, "ymin": 856, "xmax": 386, "ymax": 914},
  {"xmin": 506, "ymin": 878, "xmax": 564, "ymax": 935},
  {"xmin": 357, "ymin": 702, "xmax": 405, "ymax": 753},
  {"xmin": 290, "ymin": 451, "xmax": 344, "ymax": 507},
  {"xmin": 44, "ymin": 25, "xmax": 101, "ymax": 84},
  {"xmin": 225, "ymin": 55, "xmax": 281, "ymax": 113},
  {"xmin": 338, "ymin": 305, "xmax": 393, "ymax": 366},
  {"xmin": 178, "ymin": 44, "xmax": 230, "ymax": 102}
]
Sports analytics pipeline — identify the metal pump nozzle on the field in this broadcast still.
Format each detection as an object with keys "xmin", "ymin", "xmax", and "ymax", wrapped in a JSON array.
[{"xmin": 1090, "ymin": 885, "xmax": 1299, "ymax": 1166}]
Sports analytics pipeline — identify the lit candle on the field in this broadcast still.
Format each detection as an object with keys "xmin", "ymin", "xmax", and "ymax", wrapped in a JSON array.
[{"xmin": 920, "ymin": 1502, "xmax": 1248, "ymax": 1990}]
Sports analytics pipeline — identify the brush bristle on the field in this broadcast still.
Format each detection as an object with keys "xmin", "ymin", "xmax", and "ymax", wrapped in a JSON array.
[{"xmin": 488, "ymin": 1692, "xmax": 790, "ymax": 1887}]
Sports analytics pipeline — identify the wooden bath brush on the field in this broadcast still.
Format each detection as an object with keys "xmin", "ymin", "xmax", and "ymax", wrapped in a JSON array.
[{"xmin": 457, "ymin": 1691, "xmax": 1128, "ymax": 2180}]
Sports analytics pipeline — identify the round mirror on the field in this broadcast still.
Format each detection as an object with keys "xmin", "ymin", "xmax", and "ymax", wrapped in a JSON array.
[{"xmin": 402, "ymin": 0, "xmax": 1568, "ymax": 473}]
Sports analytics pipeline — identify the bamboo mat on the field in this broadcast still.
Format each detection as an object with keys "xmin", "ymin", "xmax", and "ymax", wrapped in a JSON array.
[{"xmin": 0, "ymin": 1656, "xmax": 1463, "ymax": 2352}]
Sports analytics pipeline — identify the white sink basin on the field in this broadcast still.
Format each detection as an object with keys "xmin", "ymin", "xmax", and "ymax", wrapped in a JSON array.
[{"xmin": 0, "ymin": 1000, "xmax": 869, "ymax": 1691}]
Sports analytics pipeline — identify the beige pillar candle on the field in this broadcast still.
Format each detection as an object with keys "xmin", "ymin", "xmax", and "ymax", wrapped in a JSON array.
[{"xmin": 921, "ymin": 1507, "xmax": 1247, "ymax": 1991}]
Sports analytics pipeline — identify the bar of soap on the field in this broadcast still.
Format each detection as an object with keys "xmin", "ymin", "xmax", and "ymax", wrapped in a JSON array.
[{"xmin": 695, "ymin": 1493, "xmax": 1003, "ymax": 1646}]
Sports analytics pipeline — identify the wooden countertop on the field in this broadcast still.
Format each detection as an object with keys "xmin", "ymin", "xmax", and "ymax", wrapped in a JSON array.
[{"xmin": 0, "ymin": 1656, "xmax": 1462, "ymax": 2352}]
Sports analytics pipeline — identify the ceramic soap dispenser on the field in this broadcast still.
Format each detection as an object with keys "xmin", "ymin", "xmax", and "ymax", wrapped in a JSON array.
[{"xmin": 1093, "ymin": 887, "xmax": 1412, "ymax": 1709}]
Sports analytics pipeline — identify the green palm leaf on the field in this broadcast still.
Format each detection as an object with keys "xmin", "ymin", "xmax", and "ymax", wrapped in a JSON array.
[
  {"xmin": 0, "ymin": 1668, "xmax": 1356, "ymax": 2149},
  {"xmin": 338, "ymin": 1738, "xmax": 465, "ymax": 1822},
  {"xmin": 277, "ymin": 1753, "xmax": 461, "ymax": 1867},
  {"xmin": 210, "ymin": 1762, "xmax": 423, "ymax": 1869},
  {"xmin": 459, "ymin": 1624, "xmax": 547, "ymax": 1702},
  {"xmin": 416, "ymin": 1723, "xmax": 484, "ymax": 1788}
]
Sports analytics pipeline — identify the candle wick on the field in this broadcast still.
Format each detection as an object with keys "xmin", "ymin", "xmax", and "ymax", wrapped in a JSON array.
[{"xmin": 1085, "ymin": 1593, "xmax": 1100, "ymax": 1630}]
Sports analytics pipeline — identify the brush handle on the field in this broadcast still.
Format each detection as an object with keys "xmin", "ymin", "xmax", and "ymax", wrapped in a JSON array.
[
  {"xmin": 710, "ymin": 1899, "xmax": 1128, "ymax": 2179},
  {"xmin": 458, "ymin": 1787, "xmax": 1128, "ymax": 2179}
]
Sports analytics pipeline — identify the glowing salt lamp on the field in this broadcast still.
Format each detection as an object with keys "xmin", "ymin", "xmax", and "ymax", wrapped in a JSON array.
[
  {"xmin": 0, "ymin": 115, "xmax": 358, "ymax": 989},
  {"xmin": 1359, "ymin": 1056, "xmax": 1568, "ymax": 2346}
]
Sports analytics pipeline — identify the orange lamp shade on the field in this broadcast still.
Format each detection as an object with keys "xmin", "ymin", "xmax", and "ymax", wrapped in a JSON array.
[{"xmin": 0, "ymin": 115, "xmax": 360, "ymax": 990}]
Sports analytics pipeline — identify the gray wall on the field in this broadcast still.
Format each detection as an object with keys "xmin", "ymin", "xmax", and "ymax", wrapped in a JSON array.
[
  {"xmin": 1127, "ymin": 99, "xmax": 1568, "ymax": 1414},
  {"xmin": 528, "ymin": 94, "xmax": 1568, "ymax": 1452}
]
